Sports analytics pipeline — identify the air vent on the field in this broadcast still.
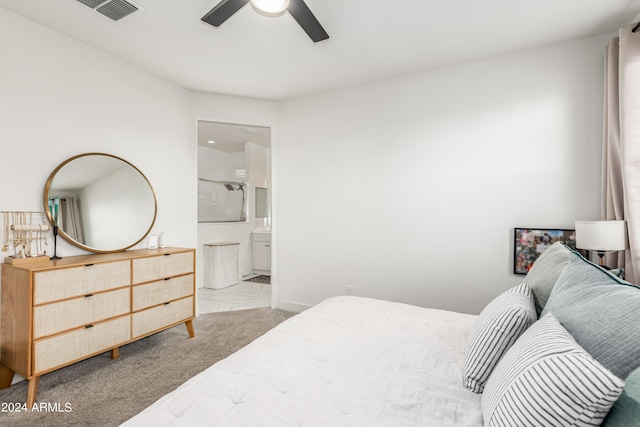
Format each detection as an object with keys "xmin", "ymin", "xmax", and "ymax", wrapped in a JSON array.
[
  {"xmin": 77, "ymin": 0, "xmax": 106, "ymax": 8},
  {"xmin": 76, "ymin": 0, "xmax": 141, "ymax": 22}
]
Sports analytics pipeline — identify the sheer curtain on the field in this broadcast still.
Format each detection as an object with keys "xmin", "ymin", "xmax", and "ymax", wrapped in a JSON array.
[{"xmin": 603, "ymin": 24, "xmax": 640, "ymax": 283}]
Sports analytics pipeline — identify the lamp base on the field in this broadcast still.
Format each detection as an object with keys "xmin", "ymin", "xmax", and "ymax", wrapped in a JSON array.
[{"xmin": 596, "ymin": 251, "xmax": 611, "ymax": 270}]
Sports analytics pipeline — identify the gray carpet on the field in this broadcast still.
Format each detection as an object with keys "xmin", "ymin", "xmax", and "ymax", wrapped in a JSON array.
[{"xmin": 0, "ymin": 308, "xmax": 296, "ymax": 426}]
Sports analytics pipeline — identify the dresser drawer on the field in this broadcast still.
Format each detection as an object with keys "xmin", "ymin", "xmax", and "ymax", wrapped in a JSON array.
[
  {"xmin": 33, "ymin": 288, "xmax": 130, "ymax": 339},
  {"xmin": 34, "ymin": 261, "xmax": 130, "ymax": 305},
  {"xmin": 33, "ymin": 315, "xmax": 130, "ymax": 374},
  {"xmin": 132, "ymin": 296, "xmax": 193, "ymax": 339},
  {"xmin": 132, "ymin": 274, "xmax": 194, "ymax": 312},
  {"xmin": 132, "ymin": 252, "xmax": 194, "ymax": 284}
]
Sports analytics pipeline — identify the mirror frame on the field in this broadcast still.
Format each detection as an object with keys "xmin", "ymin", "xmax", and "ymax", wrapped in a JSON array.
[{"xmin": 43, "ymin": 152, "xmax": 158, "ymax": 253}]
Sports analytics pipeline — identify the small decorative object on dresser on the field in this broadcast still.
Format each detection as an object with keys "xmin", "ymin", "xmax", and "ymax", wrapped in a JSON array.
[
  {"xmin": 147, "ymin": 234, "xmax": 158, "ymax": 249},
  {"xmin": 0, "ymin": 247, "xmax": 196, "ymax": 407},
  {"xmin": 47, "ymin": 196, "xmax": 62, "ymax": 259},
  {"xmin": 2, "ymin": 211, "xmax": 50, "ymax": 264},
  {"xmin": 158, "ymin": 231, "xmax": 168, "ymax": 248}
]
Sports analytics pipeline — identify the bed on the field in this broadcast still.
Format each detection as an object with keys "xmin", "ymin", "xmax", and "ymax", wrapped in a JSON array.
[{"xmin": 123, "ymin": 243, "xmax": 640, "ymax": 426}]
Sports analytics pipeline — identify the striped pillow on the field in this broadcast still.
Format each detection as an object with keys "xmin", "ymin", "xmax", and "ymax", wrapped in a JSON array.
[
  {"xmin": 482, "ymin": 313, "xmax": 625, "ymax": 427},
  {"xmin": 463, "ymin": 283, "xmax": 537, "ymax": 393}
]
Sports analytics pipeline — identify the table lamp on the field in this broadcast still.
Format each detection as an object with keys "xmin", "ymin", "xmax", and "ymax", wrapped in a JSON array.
[{"xmin": 575, "ymin": 220, "xmax": 626, "ymax": 268}]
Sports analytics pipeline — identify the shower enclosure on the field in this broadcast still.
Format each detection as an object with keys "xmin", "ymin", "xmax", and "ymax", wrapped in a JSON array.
[{"xmin": 198, "ymin": 178, "xmax": 247, "ymax": 223}]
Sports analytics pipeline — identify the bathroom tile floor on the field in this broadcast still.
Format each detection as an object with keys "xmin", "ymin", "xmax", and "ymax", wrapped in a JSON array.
[{"xmin": 197, "ymin": 275, "xmax": 271, "ymax": 314}]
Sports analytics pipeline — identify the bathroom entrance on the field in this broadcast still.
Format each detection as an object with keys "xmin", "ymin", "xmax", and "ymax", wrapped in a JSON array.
[{"xmin": 196, "ymin": 120, "xmax": 271, "ymax": 314}]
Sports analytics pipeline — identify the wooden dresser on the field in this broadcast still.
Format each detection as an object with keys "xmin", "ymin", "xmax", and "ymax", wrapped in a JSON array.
[{"xmin": 0, "ymin": 247, "xmax": 195, "ymax": 406}]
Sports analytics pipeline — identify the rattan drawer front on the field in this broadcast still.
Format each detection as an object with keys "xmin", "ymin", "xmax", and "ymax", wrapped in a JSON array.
[
  {"xmin": 33, "ymin": 315, "xmax": 130, "ymax": 374},
  {"xmin": 34, "ymin": 288, "xmax": 130, "ymax": 339},
  {"xmin": 132, "ymin": 252, "xmax": 194, "ymax": 284},
  {"xmin": 132, "ymin": 296, "xmax": 193, "ymax": 338},
  {"xmin": 34, "ymin": 261, "xmax": 131, "ymax": 305},
  {"xmin": 132, "ymin": 274, "xmax": 194, "ymax": 312}
]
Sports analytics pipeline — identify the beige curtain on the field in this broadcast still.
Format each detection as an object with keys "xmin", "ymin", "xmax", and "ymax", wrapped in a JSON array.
[
  {"xmin": 603, "ymin": 24, "xmax": 640, "ymax": 283},
  {"xmin": 60, "ymin": 197, "xmax": 85, "ymax": 244}
]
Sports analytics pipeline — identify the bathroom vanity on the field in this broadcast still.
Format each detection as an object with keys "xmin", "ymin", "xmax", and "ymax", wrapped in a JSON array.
[{"xmin": 252, "ymin": 232, "xmax": 271, "ymax": 272}]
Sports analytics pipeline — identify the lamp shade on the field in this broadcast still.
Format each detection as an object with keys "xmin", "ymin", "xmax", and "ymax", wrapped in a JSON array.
[{"xmin": 575, "ymin": 220, "xmax": 626, "ymax": 251}]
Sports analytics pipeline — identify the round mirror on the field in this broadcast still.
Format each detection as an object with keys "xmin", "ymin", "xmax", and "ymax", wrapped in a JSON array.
[{"xmin": 43, "ymin": 153, "xmax": 157, "ymax": 253}]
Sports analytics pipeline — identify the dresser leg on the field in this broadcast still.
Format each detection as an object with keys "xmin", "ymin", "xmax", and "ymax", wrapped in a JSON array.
[
  {"xmin": 0, "ymin": 364, "xmax": 15, "ymax": 389},
  {"xmin": 27, "ymin": 376, "xmax": 39, "ymax": 407},
  {"xmin": 185, "ymin": 319, "xmax": 195, "ymax": 338},
  {"xmin": 111, "ymin": 347, "xmax": 120, "ymax": 359}
]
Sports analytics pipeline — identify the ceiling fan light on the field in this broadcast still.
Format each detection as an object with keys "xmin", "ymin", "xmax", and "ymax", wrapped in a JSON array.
[{"xmin": 251, "ymin": 0, "xmax": 289, "ymax": 14}]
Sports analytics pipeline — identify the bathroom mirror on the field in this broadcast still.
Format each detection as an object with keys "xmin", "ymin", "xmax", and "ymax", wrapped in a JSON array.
[
  {"xmin": 255, "ymin": 187, "xmax": 269, "ymax": 219},
  {"xmin": 43, "ymin": 153, "xmax": 157, "ymax": 253}
]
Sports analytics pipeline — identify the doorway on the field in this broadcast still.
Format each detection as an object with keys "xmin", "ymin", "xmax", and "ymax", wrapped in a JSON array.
[{"xmin": 196, "ymin": 120, "xmax": 272, "ymax": 314}]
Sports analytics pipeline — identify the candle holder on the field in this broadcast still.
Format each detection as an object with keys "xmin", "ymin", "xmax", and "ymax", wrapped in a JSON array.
[
  {"xmin": 51, "ymin": 225, "xmax": 62, "ymax": 260},
  {"xmin": 48, "ymin": 197, "xmax": 62, "ymax": 260}
]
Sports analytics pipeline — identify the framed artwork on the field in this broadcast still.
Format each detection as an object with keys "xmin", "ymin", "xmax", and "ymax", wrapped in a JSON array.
[{"xmin": 514, "ymin": 228, "xmax": 578, "ymax": 275}]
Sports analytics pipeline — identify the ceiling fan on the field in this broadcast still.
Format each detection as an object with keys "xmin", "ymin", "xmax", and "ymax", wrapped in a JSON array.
[{"xmin": 201, "ymin": 0, "xmax": 329, "ymax": 43}]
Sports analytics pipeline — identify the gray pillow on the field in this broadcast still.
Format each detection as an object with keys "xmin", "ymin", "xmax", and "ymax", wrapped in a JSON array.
[
  {"xmin": 603, "ymin": 366, "xmax": 640, "ymax": 426},
  {"xmin": 524, "ymin": 241, "xmax": 573, "ymax": 315},
  {"xmin": 463, "ymin": 283, "xmax": 537, "ymax": 394},
  {"xmin": 541, "ymin": 251, "xmax": 640, "ymax": 379}
]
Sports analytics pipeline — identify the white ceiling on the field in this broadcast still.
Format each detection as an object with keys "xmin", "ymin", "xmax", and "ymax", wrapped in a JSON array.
[
  {"xmin": 2, "ymin": 0, "xmax": 640, "ymax": 101},
  {"xmin": 198, "ymin": 121, "xmax": 270, "ymax": 153}
]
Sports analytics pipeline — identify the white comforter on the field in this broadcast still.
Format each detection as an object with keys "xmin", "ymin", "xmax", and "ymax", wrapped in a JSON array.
[{"xmin": 122, "ymin": 296, "xmax": 483, "ymax": 426}]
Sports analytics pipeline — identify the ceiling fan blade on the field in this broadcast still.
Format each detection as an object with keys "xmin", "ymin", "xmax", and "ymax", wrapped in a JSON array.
[
  {"xmin": 287, "ymin": 0, "xmax": 329, "ymax": 43},
  {"xmin": 201, "ymin": 0, "xmax": 250, "ymax": 27}
]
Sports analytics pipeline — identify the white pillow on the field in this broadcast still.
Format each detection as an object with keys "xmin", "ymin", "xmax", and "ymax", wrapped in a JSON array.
[
  {"xmin": 482, "ymin": 313, "xmax": 625, "ymax": 427},
  {"xmin": 463, "ymin": 283, "xmax": 536, "ymax": 393}
]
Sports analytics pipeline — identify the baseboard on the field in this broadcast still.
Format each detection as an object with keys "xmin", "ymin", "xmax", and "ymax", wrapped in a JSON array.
[{"xmin": 275, "ymin": 300, "xmax": 312, "ymax": 313}]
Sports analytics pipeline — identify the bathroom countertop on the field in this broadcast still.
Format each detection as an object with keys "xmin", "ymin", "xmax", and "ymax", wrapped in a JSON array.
[{"xmin": 252, "ymin": 227, "xmax": 271, "ymax": 234}]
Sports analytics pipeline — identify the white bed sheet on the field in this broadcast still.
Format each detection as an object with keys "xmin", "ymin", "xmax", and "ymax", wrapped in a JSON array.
[{"xmin": 122, "ymin": 296, "xmax": 483, "ymax": 426}]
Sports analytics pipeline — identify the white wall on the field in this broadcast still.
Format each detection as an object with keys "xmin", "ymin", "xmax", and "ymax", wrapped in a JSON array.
[
  {"xmin": 0, "ymin": 8, "xmax": 196, "ymax": 257},
  {"xmin": 275, "ymin": 34, "xmax": 610, "ymax": 314}
]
